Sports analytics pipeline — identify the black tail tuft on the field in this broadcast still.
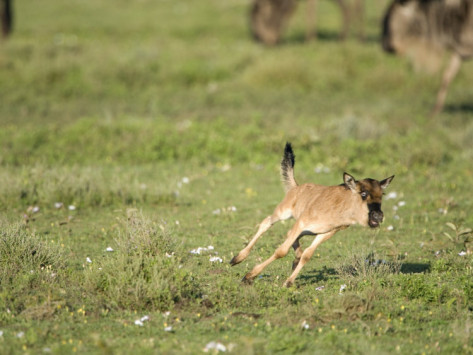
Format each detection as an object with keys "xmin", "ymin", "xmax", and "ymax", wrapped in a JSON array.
[
  {"xmin": 283, "ymin": 142, "xmax": 295, "ymax": 168},
  {"xmin": 281, "ymin": 142, "xmax": 297, "ymax": 191}
]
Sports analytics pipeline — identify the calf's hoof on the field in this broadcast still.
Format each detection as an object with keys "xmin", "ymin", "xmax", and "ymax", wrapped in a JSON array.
[
  {"xmin": 241, "ymin": 274, "xmax": 255, "ymax": 285},
  {"xmin": 283, "ymin": 280, "xmax": 294, "ymax": 288},
  {"xmin": 229, "ymin": 255, "xmax": 241, "ymax": 266}
]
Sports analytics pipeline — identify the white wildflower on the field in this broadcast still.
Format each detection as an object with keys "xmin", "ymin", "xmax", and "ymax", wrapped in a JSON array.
[
  {"xmin": 386, "ymin": 192, "xmax": 398, "ymax": 200},
  {"xmin": 301, "ymin": 320, "xmax": 310, "ymax": 330},
  {"xmin": 209, "ymin": 256, "xmax": 223, "ymax": 263},
  {"xmin": 16, "ymin": 331, "xmax": 25, "ymax": 338},
  {"xmin": 204, "ymin": 341, "xmax": 227, "ymax": 352},
  {"xmin": 182, "ymin": 177, "xmax": 190, "ymax": 184},
  {"xmin": 314, "ymin": 164, "xmax": 330, "ymax": 174},
  {"xmin": 339, "ymin": 284, "xmax": 347, "ymax": 294},
  {"xmin": 398, "ymin": 201, "xmax": 406, "ymax": 207},
  {"xmin": 134, "ymin": 315, "xmax": 149, "ymax": 326},
  {"xmin": 190, "ymin": 245, "xmax": 214, "ymax": 255},
  {"xmin": 54, "ymin": 202, "xmax": 63, "ymax": 209},
  {"xmin": 105, "ymin": 247, "xmax": 114, "ymax": 252},
  {"xmin": 68, "ymin": 205, "xmax": 76, "ymax": 211},
  {"xmin": 315, "ymin": 286, "xmax": 325, "ymax": 291},
  {"xmin": 387, "ymin": 225, "xmax": 394, "ymax": 231},
  {"xmin": 86, "ymin": 257, "xmax": 92, "ymax": 263},
  {"xmin": 459, "ymin": 251, "xmax": 467, "ymax": 256},
  {"xmin": 220, "ymin": 164, "xmax": 231, "ymax": 172},
  {"xmin": 164, "ymin": 326, "xmax": 173, "ymax": 332}
]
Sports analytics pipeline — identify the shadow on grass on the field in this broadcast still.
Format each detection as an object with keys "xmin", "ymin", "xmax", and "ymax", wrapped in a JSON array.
[
  {"xmin": 399, "ymin": 263, "xmax": 430, "ymax": 274},
  {"xmin": 444, "ymin": 103, "xmax": 473, "ymax": 114},
  {"xmin": 295, "ymin": 266, "xmax": 338, "ymax": 285},
  {"xmin": 298, "ymin": 262, "xmax": 430, "ymax": 286},
  {"xmin": 282, "ymin": 30, "xmax": 379, "ymax": 45}
]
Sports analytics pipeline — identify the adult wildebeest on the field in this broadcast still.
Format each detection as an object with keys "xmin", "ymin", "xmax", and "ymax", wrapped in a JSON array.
[
  {"xmin": 382, "ymin": 0, "xmax": 473, "ymax": 115},
  {"xmin": 250, "ymin": 0, "xmax": 364, "ymax": 45},
  {"xmin": 1, "ymin": 0, "xmax": 13, "ymax": 38},
  {"xmin": 230, "ymin": 143, "xmax": 394, "ymax": 287}
]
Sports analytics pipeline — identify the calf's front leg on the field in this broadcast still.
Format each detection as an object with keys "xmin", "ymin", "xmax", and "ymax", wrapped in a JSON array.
[{"xmin": 283, "ymin": 230, "xmax": 337, "ymax": 287}]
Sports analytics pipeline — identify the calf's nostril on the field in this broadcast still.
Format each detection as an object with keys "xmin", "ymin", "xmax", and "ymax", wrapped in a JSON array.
[{"xmin": 371, "ymin": 211, "xmax": 384, "ymax": 222}]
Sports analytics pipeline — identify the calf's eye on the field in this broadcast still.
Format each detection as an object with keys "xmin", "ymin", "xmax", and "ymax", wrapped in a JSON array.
[{"xmin": 361, "ymin": 191, "xmax": 368, "ymax": 200}]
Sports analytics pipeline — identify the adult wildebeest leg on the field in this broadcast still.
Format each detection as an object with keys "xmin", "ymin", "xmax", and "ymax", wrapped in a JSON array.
[
  {"xmin": 283, "ymin": 230, "xmax": 337, "ymax": 287},
  {"xmin": 354, "ymin": 0, "xmax": 364, "ymax": 40},
  {"xmin": 242, "ymin": 220, "xmax": 305, "ymax": 283},
  {"xmin": 250, "ymin": 0, "xmax": 297, "ymax": 45},
  {"xmin": 335, "ymin": 0, "xmax": 350, "ymax": 40},
  {"xmin": 306, "ymin": 0, "xmax": 317, "ymax": 41},
  {"xmin": 1, "ymin": 0, "xmax": 13, "ymax": 38},
  {"xmin": 432, "ymin": 53, "xmax": 462, "ymax": 115}
]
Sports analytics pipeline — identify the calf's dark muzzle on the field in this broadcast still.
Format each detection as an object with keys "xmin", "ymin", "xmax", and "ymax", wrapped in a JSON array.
[{"xmin": 368, "ymin": 203, "xmax": 384, "ymax": 228}]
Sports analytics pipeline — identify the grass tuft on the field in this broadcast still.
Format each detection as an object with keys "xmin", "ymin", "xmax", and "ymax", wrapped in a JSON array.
[
  {"xmin": 0, "ymin": 221, "xmax": 66, "ymax": 320},
  {"xmin": 83, "ymin": 210, "xmax": 201, "ymax": 311}
]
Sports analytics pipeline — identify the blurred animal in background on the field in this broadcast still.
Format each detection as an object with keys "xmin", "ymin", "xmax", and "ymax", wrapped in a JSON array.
[
  {"xmin": 250, "ymin": 0, "xmax": 365, "ymax": 45},
  {"xmin": 382, "ymin": 0, "xmax": 473, "ymax": 115},
  {"xmin": 1, "ymin": 0, "xmax": 13, "ymax": 38}
]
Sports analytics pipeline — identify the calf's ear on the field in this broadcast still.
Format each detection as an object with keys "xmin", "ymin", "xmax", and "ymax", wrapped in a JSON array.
[
  {"xmin": 380, "ymin": 175, "xmax": 395, "ymax": 190},
  {"xmin": 343, "ymin": 172, "xmax": 357, "ymax": 192}
]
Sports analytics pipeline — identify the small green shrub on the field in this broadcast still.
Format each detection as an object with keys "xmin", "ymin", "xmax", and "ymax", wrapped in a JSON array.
[
  {"xmin": 0, "ymin": 222, "xmax": 66, "ymax": 320},
  {"xmin": 83, "ymin": 210, "xmax": 200, "ymax": 311}
]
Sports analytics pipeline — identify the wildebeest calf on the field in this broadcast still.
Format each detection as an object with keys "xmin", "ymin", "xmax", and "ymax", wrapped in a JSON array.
[
  {"xmin": 230, "ymin": 143, "xmax": 394, "ymax": 287},
  {"xmin": 382, "ymin": 0, "xmax": 473, "ymax": 115}
]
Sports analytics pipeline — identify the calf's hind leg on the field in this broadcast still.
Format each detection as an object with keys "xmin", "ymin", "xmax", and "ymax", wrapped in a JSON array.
[
  {"xmin": 242, "ymin": 220, "xmax": 304, "ymax": 283},
  {"xmin": 230, "ymin": 214, "xmax": 279, "ymax": 266},
  {"xmin": 231, "ymin": 201, "xmax": 294, "ymax": 266}
]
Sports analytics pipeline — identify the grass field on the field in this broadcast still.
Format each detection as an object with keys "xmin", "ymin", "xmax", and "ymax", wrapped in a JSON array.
[{"xmin": 1, "ymin": 0, "xmax": 473, "ymax": 353}]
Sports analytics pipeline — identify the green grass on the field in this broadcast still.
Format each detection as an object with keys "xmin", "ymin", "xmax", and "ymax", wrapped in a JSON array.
[{"xmin": 1, "ymin": 0, "xmax": 473, "ymax": 353}]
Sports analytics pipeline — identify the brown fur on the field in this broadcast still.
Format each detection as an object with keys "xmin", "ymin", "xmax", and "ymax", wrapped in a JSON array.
[
  {"xmin": 230, "ymin": 143, "xmax": 394, "ymax": 287},
  {"xmin": 382, "ymin": 0, "xmax": 473, "ymax": 115},
  {"xmin": 250, "ymin": 0, "xmax": 365, "ymax": 45}
]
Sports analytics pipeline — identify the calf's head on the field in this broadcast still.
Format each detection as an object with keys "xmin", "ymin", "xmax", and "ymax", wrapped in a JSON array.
[{"xmin": 344, "ymin": 173, "xmax": 395, "ymax": 228}]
